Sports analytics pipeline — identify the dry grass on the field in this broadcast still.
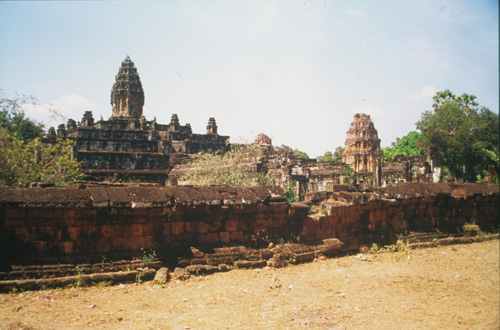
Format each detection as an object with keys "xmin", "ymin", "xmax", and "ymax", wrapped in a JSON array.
[{"xmin": 1, "ymin": 239, "xmax": 499, "ymax": 330}]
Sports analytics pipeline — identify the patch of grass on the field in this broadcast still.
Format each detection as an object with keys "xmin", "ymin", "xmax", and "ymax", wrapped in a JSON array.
[
  {"xmin": 463, "ymin": 222, "xmax": 480, "ymax": 232},
  {"xmin": 367, "ymin": 239, "xmax": 408, "ymax": 254},
  {"xmin": 93, "ymin": 280, "xmax": 113, "ymax": 288}
]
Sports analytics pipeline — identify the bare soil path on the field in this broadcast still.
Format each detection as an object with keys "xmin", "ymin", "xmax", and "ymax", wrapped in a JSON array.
[{"xmin": 1, "ymin": 239, "xmax": 498, "ymax": 330}]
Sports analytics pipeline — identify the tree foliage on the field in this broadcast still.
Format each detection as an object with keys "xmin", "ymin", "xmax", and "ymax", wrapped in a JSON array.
[
  {"xmin": 333, "ymin": 146, "xmax": 344, "ymax": 162},
  {"xmin": 317, "ymin": 151, "xmax": 334, "ymax": 162},
  {"xmin": 382, "ymin": 131, "xmax": 425, "ymax": 162},
  {"xmin": 0, "ymin": 93, "xmax": 83, "ymax": 186},
  {"xmin": 0, "ymin": 130, "xmax": 83, "ymax": 186},
  {"xmin": 416, "ymin": 90, "xmax": 498, "ymax": 182},
  {"xmin": 0, "ymin": 92, "xmax": 44, "ymax": 142},
  {"xmin": 318, "ymin": 146, "xmax": 344, "ymax": 162},
  {"xmin": 342, "ymin": 164, "xmax": 356, "ymax": 184},
  {"xmin": 178, "ymin": 143, "xmax": 273, "ymax": 187}
]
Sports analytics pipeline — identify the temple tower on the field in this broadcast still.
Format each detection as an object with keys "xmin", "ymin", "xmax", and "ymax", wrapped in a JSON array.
[
  {"xmin": 111, "ymin": 56, "xmax": 145, "ymax": 118},
  {"xmin": 342, "ymin": 113, "xmax": 383, "ymax": 174},
  {"xmin": 206, "ymin": 117, "xmax": 218, "ymax": 134}
]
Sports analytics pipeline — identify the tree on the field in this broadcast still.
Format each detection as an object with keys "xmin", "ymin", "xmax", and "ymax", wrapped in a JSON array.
[
  {"xmin": 0, "ymin": 93, "xmax": 83, "ymax": 186},
  {"xmin": 0, "ymin": 92, "xmax": 44, "ymax": 142},
  {"xmin": 317, "ymin": 146, "xmax": 344, "ymax": 163},
  {"xmin": 416, "ymin": 90, "xmax": 498, "ymax": 182},
  {"xmin": 317, "ymin": 151, "xmax": 334, "ymax": 162},
  {"xmin": 0, "ymin": 130, "xmax": 83, "ymax": 186},
  {"xmin": 333, "ymin": 146, "xmax": 344, "ymax": 163},
  {"xmin": 382, "ymin": 131, "xmax": 425, "ymax": 162},
  {"xmin": 178, "ymin": 143, "xmax": 273, "ymax": 187}
]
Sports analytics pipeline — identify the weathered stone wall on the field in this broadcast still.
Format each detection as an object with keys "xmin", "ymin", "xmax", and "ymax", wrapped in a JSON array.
[
  {"xmin": 0, "ymin": 185, "xmax": 300, "ymax": 268},
  {"xmin": 304, "ymin": 183, "xmax": 498, "ymax": 250},
  {"xmin": 0, "ymin": 183, "xmax": 498, "ymax": 270}
]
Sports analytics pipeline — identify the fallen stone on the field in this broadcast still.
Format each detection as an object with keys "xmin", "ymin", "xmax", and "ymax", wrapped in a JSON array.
[
  {"xmin": 234, "ymin": 260, "xmax": 267, "ymax": 269},
  {"xmin": 173, "ymin": 267, "xmax": 190, "ymax": 281},
  {"xmin": 154, "ymin": 267, "xmax": 169, "ymax": 283},
  {"xmin": 294, "ymin": 252, "xmax": 315, "ymax": 263},
  {"xmin": 217, "ymin": 264, "xmax": 232, "ymax": 272},
  {"xmin": 186, "ymin": 265, "xmax": 218, "ymax": 275}
]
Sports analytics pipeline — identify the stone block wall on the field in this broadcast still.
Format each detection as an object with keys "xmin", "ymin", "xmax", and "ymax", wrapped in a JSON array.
[
  {"xmin": 0, "ymin": 183, "xmax": 498, "ymax": 269},
  {"xmin": 0, "ymin": 185, "xmax": 304, "ymax": 267},
  {"xmin": 302, "ymin": 183, "xmax": 498, "ymax": 247}
]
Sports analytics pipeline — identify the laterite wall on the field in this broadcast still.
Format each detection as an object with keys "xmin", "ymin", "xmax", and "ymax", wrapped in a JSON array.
[{"xmin": 0, "ymin": 183, "xmax": 498, "ymax": 268}]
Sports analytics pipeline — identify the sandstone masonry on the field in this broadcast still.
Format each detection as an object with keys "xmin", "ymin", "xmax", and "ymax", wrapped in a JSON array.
[{"xmin": 0, "ymin": 183, "xmax": 497, "ymax": 272}]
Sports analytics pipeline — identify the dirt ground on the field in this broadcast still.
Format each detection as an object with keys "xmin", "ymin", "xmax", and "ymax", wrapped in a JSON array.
[{"xmin": 1, "ymin": 239, "xmax": 498, "ymax": 330}]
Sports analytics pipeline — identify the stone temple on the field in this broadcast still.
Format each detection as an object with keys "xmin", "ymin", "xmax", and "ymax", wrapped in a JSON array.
[
  {"xmin": 342, "ymin": 113, "xmax": 383, "ymax": 173},
  {"xmin": 44, "ymin": 56, "xmax": 440, "ymax": 190},
  {"xmin": 45, "ymin": 56, "xmax": 229, "ymax": 183},
  {"xmin": 342, "ymin": 113, "xmax": 384, "ymax": 184}
]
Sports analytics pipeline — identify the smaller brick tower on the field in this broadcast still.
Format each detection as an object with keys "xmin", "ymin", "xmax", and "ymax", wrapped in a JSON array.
[
  {"xmin": 342, "ymin": 113, "xmax": 383, "ymax": 176},
  {"xmin": 111, "ymin": 56, "xmax": 145, "ymax": 118}
]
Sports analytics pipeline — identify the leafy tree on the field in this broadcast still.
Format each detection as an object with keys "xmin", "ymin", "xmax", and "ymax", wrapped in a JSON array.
[
  {"xmin": 0, "ymin": 93, "xmax": 83, "ymax": 186},
  {"xmin": 333, "ymin": 146, "xmax": 344, "ymax": 163},
  {"xmin": 178, "ymin": 143, "xmax": 273, "ymax": 187},
  {"xmin": 382, "ymin": 131, "xmax": 425, "ymax": 162},
  {"xmin": 0, "ymin": 129, "xmax": 83, "ymax": 186},
  {"xmin": 416, "ymin": 90, "xmax": 498, "ymax": 182},
  {"xmin": 318, "ymin": 146, "xmax": 344, "ymax": 163},
  {"xmin": 317, "ymin": 151, "xmax": 334, "ymax": 162},
  {"xmin": 0, "ymin": 92, "xmax": 44, "ymax": 142}
]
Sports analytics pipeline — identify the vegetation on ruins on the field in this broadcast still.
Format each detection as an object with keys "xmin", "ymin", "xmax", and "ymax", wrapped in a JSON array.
[
  {"xmin": 416, "ymin": 90, "xmax": 499, "ymax": 182},
  {"xmin": 0, "ymin": 94, "xmax": 83, "ymax": 187},
  {"xmin": 342, "ymin": 164, "xmax": 356, "ymax": 184},
  {"xmin": 293, "ymin": 148, "xmax": 309, "ymax": 159},
  {"xmin": 283, "ymin": 179, "xmax": 297, "ymax": 203},
  {"xmin": 274, "ymin": 144, "xmax": 309, "ymax": 160},
  {"xmin": 381, "ymin": 131, "xmax": 425, "ymax": 162},
  {"xmin": 178, "ymin": 143, "xmax": 273, "ymax": 187}
]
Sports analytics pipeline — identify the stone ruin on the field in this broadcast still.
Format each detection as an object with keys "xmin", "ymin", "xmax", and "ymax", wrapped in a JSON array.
[
  {"xmin": 257, "ymin": 114, "xmax": 441, "ymax": 196},
  {"xmin": 2, "ymin": 57, "xmax": 497, "ymax": 290},
  {"xmin": 0, "ymin": 182, "xmax": 497, "ymax": 290},
  {"xmin": 44, "ymin": 56, "xmax": 442, "ymax": 193},
  {"xmin": 44, "ymin": 56, "xmax": 229, "ymax": 184},
  {"xmin": 343, "ymin": 113, "xmax": 383, "ymax": 175}
]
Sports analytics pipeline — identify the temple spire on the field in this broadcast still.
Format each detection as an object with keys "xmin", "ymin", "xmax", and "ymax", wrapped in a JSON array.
[
  {"xmin": 342, "ymin": 113, "xmax": 383, "ymax": 174},
  {"xmin": 111, "ymin": 56, "xmax": 145, "ymax": 118}
]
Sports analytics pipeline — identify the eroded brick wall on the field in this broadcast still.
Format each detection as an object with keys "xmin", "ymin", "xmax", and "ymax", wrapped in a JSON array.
[{"xmin": 0, "ymin": 183, "xmax": 498, "ymax": 268}]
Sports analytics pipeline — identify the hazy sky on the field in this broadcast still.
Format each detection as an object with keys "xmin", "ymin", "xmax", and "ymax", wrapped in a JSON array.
[{"xmin": 0, "ymin": 1, "xmax": 498, "ymax": 158}]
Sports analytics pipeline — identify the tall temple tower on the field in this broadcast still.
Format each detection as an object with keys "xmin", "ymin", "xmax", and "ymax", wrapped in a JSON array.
[
  {"xmin": 111, "ymin": 56, "xmax": 145, "ymax": 118},
  {"xmin": 342, "ymin": 113, "xmax": 383, "ymax": 174}
]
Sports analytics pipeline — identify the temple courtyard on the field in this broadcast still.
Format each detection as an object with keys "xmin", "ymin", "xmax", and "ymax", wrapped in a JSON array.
[{"xmin": 1, "ymin": 239, "xmax": 498, "ymax": 330}]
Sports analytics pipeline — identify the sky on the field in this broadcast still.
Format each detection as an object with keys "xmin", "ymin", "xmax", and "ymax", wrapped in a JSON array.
[{"xmin": 0, "ymin": 1, "xmax": 498, "ymax": 158}]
